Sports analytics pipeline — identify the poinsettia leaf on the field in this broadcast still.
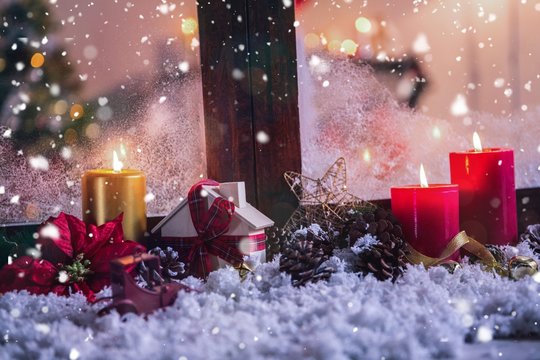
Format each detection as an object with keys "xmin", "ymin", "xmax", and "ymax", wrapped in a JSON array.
[
  {"xmin": 38, "ymin": 212, "xmax": 77, "ymax": 262},
  {"xmin": 0, "ymin": 256, "xmax": 63, "ymax": 296},
  {"xmin": 81, "ymin": 213, "xmax": 125, "ymax": 259}
]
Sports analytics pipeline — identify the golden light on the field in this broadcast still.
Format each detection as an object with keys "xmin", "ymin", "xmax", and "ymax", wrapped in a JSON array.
[
  {"xmin": 341, "ymin": 39, "xmax": 358, "ymax": 56},
  {"xmin": 64, "ymin": 128, "xmax": 78, "ymax": 144},
  {"xmin": 70, "ymin": 103, "xmax": 84, "ymax": 120},
  {"xmin": 420, "ymin": 163, "xmax": 429, "ymax": 188},
  {"xmin": 362, "ymin": 149, "xmax": 371, "ymax": 162},
  {"xmin": 30, "ymin": 53, "xmax": 45, "ymax": 68},
  {"xmin": 113, "ymin": 151, "xmax": 123, "ymax": 172},
  {"xmin": 355, "ymin": 17, "xmax": 372, "ymax": 33},
  {"xmin": 432, "ymin": 126, "xmax": 441, "ymax": 139},
  {"xmin": 327, "ymin": 40, "xmax": 342, "ymax": 54},
  {"xmin": 473, "ymin": 131, "xmax": 483, "ymax": 152},
  {"xmin": 181, "ymin": 17, "xmax": 198, "ymax": 35},
  {"xmin": 0, "ymin": 58, "xmax": 5, "ymax": 72},
  {"xmin": 53, "ymin": 100, "xmax": 68, "ymax": 115},
  {"xmin": 85, "ymin": 123, "xmax": 101, "ymax": 139},
  {"xmin": 304, "ymin": 33, "xmax": 320, "ymax": 49}
]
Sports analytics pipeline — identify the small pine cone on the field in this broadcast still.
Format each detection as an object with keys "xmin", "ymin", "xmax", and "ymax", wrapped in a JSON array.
[
  {"xmin": 520, "ymin": 224, "xmax": 540, "ymax": 256},
  {"xmin": 292, "ymin": 228, "xmax": 335, "ymax": 257},
  {"xmin": 347, "ymin": 207, "xmax": 407, "ymax": 281},
  {"xmin": 280, "ymin": 239, "xmax": 334, "ymax": 287},
  {"xmin": 266, "ymin": 226, "xmax": 293, "ymax": 260},
  {"xmin": 148, "ymin": 246, "xmax": 186, "ymax": 280}
]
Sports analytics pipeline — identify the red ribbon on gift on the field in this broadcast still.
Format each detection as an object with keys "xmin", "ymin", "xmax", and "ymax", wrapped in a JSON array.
[{"xmin": 164, "ymin": 179, "xmax": 264, "ymax": 278}]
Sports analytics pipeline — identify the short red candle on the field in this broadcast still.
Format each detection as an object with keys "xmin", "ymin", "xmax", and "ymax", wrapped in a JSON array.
[
  {"xmin": 449, "ymin": 148, "xmax": 517, "ymax": 246},
  {"xmin": 391, "ymin": 184, "xmax": 460, "ymax": 260}
]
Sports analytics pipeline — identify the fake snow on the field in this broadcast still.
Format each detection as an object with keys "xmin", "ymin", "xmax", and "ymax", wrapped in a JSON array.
[
  {"xmin": 0, "ymin": 73, "xmax": 205, "ymax": 223},
  {"xmin": 297, "ymin": 49, "xmax": 540, "ymax": 201},
  {"xmin": 350, "ymin": 234, "xmax": 379, "ymax": 255},
  {"xmin": 1, "ymin": 247, "xmax": 540, "ymax": 359}
]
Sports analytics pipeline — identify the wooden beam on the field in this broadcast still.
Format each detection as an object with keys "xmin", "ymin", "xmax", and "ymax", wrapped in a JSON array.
[
  {"xmin": 198, "ymin": 0, "xmax": 301, "ymax": 225},
  {"xmin": 246, "ymin": 1, "xmax": 301, "ymax": 225},
  {"xmin": 197, "ymin": 1, "xmax": 257, "ymax": 203}
]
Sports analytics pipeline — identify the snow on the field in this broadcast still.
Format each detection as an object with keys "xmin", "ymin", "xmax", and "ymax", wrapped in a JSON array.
[{"xmin": 1, "ymin": 247, "xmax": 540, "ymax": 359}]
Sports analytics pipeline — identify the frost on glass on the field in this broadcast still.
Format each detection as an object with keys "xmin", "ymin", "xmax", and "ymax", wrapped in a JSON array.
[
  {"xmin": 0, "ymin": 1, "xmax": 205, "ymax": 222},
  {"xmin": 296, "ymin": 1, "xmax": 540, "ymax": 200}
]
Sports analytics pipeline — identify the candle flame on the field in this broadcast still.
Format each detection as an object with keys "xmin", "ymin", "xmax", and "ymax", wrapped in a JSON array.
[
  {"xmin": 112, "ymin": 151, "xmax": 123, "ymax": 172},
  {"xmin": 473, "ymin": 131, "xmax": 483, "ymax": 152},
  {"xmin": 420, "ymin": 163, "xmax": 429, "ymax": 188}
]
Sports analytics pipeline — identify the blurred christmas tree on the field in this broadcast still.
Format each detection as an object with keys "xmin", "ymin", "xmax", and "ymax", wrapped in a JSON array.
[{"xmin": 0, "ymin": 0, "xmax": 80, "ymax": 143}]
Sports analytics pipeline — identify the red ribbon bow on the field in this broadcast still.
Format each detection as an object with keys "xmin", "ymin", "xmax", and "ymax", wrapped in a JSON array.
[{"xmin": 184, "ymin": 179, "xmax": 247, "ymax": 278}]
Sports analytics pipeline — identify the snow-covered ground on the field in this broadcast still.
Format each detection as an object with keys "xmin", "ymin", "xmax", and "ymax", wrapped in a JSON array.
[{"xmin": 1, "ymin": 243, "xmax": 540, "ymax": 360}]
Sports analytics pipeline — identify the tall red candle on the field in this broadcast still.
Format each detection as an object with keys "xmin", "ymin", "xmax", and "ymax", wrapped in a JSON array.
[
  {"xmin": 449, "ymin": 135, "xmax": 517, "ymax": 246},
  {"xmin": 391, "ymin": 167, "xmax": 460, "ymax": 261}
]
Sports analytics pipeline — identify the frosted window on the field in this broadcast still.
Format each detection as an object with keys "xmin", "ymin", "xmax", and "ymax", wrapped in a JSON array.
[
  {"xmin": 296, "ymin": 1, "xmax": 540, "ymax": 200},
  {"xmin": 0, "ymin": 1, "xmax": 205, "ymax": 223}
]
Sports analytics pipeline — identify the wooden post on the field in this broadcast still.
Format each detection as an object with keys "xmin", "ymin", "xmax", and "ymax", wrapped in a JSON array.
[{"xmin": 198, "ymin": 1, "xmax": 301, "ymax": 225}]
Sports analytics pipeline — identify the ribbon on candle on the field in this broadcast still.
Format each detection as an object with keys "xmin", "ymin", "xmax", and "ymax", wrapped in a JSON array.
[{"xmin": 404, "ymin": 231, "xmax": 497, "ymax": 267}]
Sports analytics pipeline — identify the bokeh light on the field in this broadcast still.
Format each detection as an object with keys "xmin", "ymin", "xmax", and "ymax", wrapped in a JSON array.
[
  {"xmin": 355, "ymin": 17, "xmax": 372, "ymax": 33},
  {"xmin": 181, "ymin": 17, "xmax": 198, "ymax": 35},
  {"xmin": 70, "ymin": 103, "xmax": 84, "ymax": 120},
  {"xmin": 304, "ymin": 33, "xmax": 320, "ymax": 49},
  {"xmin": 30, "ymin": 53, "xmax": 45, "ymax": 68},
  {"xmin": 327, "ymin": 40, "xmax": 342, "ymax": 54},
  {"xmin": 53, "ymin": 100, "xmax": 68, "ymax": 115},
  {"xmin": 341, "ymin": 39, "xmax": 358, "ymax": 56}
]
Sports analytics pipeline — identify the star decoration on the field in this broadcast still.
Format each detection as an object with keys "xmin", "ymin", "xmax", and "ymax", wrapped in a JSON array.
[{"xmin": 283, "ymin": 158, "xmax": 373, "ymax": 233}]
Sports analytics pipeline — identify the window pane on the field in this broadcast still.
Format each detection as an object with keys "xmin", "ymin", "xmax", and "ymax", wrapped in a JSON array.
[
  {"xmin": 296, "ymin": 1, "xmax": 538, "ymax": 199},
  {"xmin": 0, "ymin": 1, "xmax": 205, "ymax": 223}
]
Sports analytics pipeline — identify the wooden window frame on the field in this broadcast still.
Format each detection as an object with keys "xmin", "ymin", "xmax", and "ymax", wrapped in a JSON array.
[{"xmin": 2, "ymin": 1, "xmax": 539, "ymax": 238}]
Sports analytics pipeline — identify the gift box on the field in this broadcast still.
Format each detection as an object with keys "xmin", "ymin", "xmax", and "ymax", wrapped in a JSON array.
[{"xmin": 151, "ymin": 180, "xmax": 274, "ymax": 278}]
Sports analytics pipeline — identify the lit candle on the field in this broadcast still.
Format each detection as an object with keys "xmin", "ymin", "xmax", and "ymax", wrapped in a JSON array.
[
  {"xmin": 81, "ymin": 151, "xmax": 147, "ymax": 242},
  {"xmin": 391, "ymin": 164, "xmax": 460, "ymax": 261},
  {"xmin": 449, "ymin": 132, "xmax": 517, "ymax": 245}
]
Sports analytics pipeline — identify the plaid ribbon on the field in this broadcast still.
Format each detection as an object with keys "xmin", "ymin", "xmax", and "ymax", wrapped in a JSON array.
[{"xmin": 171, "ymin": 179, "xmax": 259, "ymax": 278}]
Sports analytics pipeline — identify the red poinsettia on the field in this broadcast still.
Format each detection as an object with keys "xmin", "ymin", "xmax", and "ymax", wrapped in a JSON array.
[{"xmin": 0, "ymin": 212, "xmax": 145, "ymax": 302}]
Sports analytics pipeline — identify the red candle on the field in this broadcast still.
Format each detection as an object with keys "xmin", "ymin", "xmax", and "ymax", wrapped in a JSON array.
[
  {"xmin": 449, "ymin": 132, "xmax": 517, "ymax": 246},
  {"xmin": 391, "ymin": 165, "xmax": 460, "ymax": 261}
]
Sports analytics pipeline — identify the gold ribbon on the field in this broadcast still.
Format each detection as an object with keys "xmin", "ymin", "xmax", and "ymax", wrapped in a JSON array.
[{"xmin": 405, "ymin": 231, "xmax": 497, "ymax": 267}]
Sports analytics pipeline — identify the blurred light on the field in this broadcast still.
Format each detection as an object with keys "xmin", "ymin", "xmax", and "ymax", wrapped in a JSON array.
[
  {"xmin": 64, "ymin": 128, "xmax": 78, "ymax": 144},
  {"xmin": 327, "ymin": 40, "xmax": 342, "ymax": 54},
  {"xmin": 355, "ymin": 17, "xmax": 372, "ymax": 33},
  {"xmin": 70, "ymin": 104, "xmax": 84, "ymax": 120},
  {"xmin": 432, "ymin": 126, "xmax": 441, "ymax": 139},
  {"xmin": 0, "ymin": 58, "xmax": 5, "ymax": 72},
  {"xmin": 362, "ymin": 149, "xmax": 371, "ymax": 162},
  {"xmin": 85, "ymin": 123, "xmax": 101, "ymax": 139},
  {"xmin": 477, "ymin": 326, "xmax": 493, "ymax": 343},
  {"xmin": 413, "ymin": 33, "xmax": 430, "ymax": 53},
  {"xmin": 341, "ymin": 39, "xmax": 358, "ymax": 56},
  {"xmin": 54, "ymin": 100, "xmax": 68, "ymax": 115},
  {"xmin": 30, "ymin": 53, "xmax": 45, "ymax": 68},
  {"xmin": 181, "ymin": 17, "xmax": 198, "ymax": 35},
  {"xmin": 304, "ymin": 33, "xmax": 320, "ymax": 49},
  {"xmin": 451, "ymin": 94, "xmax": 469, "ymax": 116}
]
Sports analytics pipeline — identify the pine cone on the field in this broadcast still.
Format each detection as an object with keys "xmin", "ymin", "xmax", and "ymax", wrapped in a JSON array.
[
  {"xmin": 148, "ymin": 246, "xmax": 186, "ymax": 280},
  {"xmin": 520, "ymin": 224, "xmax": 540, "ymax": 256},
  {"xmin": 345, "ymin": 207, "xmax": 407, "ymax": 281},
  {"xmin": 279, "ymin": 238, "xmax": 334, "ymax": 287},
  {"xmin": 266, "ymin": 226, "xmax": 293, "ymax": 260}
]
